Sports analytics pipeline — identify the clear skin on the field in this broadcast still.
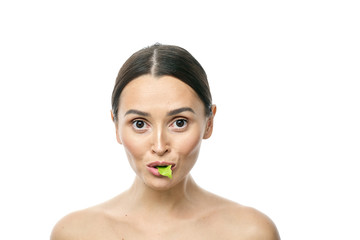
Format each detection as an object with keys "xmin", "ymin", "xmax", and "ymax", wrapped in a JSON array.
[{"xmin": 51, "ymin": 75, "xmax": 280, "ymax": 240}]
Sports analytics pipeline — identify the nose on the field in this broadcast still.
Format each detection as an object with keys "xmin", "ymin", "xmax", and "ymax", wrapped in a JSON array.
[{"xmin": 151, "ymin": 127, "xmax": 169, "ymax": 156}]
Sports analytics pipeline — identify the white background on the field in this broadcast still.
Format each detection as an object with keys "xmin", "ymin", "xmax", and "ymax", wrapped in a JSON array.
[{"xmin": 0, "ymin": 0, "xmax": 359, "ymax": 239}]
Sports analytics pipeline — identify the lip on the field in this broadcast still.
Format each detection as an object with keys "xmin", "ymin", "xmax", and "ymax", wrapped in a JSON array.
[
  {"xmin": 146, "ymin": 161, "xmax": 176, "ymax": 177},
  {"xmin": 147, "ymin": 161, "xmax": 176, "ymax": 169}
]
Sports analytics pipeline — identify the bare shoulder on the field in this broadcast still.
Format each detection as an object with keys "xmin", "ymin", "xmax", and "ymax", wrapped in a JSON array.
[
  {"xmin": 50, "ymin": 206, "xmax": 112, "ymax": 240},
  {"xmin": 216, "ymin": 202, "xmax": 280, "ymax": 240},
  {"xmin": 196, "ymin": 189, "xmax": 280, "ymax": 239}
]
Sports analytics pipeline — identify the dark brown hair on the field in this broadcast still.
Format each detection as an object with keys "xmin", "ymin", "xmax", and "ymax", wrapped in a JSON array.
[{"xmin": 111, "ymin": 43, "xmax": 212, "ymax": 122}]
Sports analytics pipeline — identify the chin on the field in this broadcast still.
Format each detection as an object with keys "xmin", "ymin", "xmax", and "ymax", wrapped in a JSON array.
[
  {"xmin": 141, "ymin": 174, "xmax": 186, "ymax": 192},
  {"xmin": 143, "ymin": 177, "xmax": 174, "ymax": 191}
]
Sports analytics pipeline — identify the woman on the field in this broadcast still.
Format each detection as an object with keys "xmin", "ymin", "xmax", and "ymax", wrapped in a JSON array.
[{"xmin": 51, "ymin": 44, "xmax": 280, "ymax": 240}]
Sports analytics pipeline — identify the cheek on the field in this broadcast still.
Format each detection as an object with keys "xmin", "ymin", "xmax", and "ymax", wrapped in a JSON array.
[
  {"xmin": 119, "ymin": 129, "xmax": 148, "ymax": 160},
  {"xmin": 173, "ymin": 130, "xmax": 203, "ymax": 158}
]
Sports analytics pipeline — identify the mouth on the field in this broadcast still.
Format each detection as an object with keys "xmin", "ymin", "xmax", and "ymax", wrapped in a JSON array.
[
  {"xmin": 147, "ymin": 161, "xmax": 176, "ymax": 169},
  {"xmin": 146, "ymin": 161, "xmax": 176, "ymax": 177}
]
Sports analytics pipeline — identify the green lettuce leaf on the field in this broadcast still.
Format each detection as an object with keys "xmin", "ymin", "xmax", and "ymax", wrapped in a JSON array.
[{"xmin": 156, "ymin": 165, "xmax": 172, "ymax": 179}]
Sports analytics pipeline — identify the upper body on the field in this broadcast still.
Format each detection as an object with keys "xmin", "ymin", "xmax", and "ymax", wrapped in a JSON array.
[
  {"xmin": 51, "ymin": 44, "xmax": 280, "ymax": 240},
  {"xmin": 51, "ymin": 177, "xmax": 279, "ymax": 240}
]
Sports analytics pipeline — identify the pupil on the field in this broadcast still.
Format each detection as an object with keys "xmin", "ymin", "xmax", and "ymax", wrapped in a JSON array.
[
  {"xmin": 136, "ymin": 121, "xmax": 144, "ymax": 128},
  {"xmin": 176, "ymin": 120, "xmax": 185, "ymax": 127}
]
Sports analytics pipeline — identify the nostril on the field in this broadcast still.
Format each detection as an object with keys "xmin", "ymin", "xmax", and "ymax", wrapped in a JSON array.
[
  {"xmin": 151, "ymin": 130, "xmax": 170, "ymax": 155},
  {"xmin": 151, "ymin": 146, "xmax": 169, "ymax": 155}
]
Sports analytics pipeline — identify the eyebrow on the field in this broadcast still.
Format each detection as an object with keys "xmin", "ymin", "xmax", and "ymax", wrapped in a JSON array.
[
  {"xmin": 124, "ymin": 109, "xmax": 149, "ymax": 117},
  {"xmin": 167, "ymin": 107, "xmax": 195, "ymax": 116},
  {"xmin": 124, "ymin": 107, "xmax": 195, "ymax": 117}
]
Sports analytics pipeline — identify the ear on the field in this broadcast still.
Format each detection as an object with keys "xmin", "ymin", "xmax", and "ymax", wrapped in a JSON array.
[
  {"xmin": 111, "ymin": 110, "xmax": 122, "ymax": 144},
  {"xmin": 203, "ymin": 105, "xmax": 217, "ymax": 139}
]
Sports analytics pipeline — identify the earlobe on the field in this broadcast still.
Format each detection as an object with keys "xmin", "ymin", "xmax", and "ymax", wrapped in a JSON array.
[
  {"xmin": 111, "ymin": 110, "xmax": 123, "ymax": 144},
  {"xmin": 110, "ymin": 110, "xmax": 115, "ymax": 122},
  {"xmin": 116, "ymin": 131, "xmax": 122, "ymax": 145},
  {"xmin": 203, "ymin": 105, "xmax": 217, "ymax": 139}
]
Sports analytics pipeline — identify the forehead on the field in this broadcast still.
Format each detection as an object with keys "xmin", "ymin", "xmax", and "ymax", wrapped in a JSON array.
[{"xmin": 119, "ymin": 75, "xmax": 204, "ymax": 114}]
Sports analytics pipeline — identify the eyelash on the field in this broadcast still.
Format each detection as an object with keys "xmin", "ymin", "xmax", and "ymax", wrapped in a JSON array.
[
  {"xmin": 131, "ymin": 118, "xmax": 188, "ymax": 132},
  {"xmin": 132, "ymin": 119, "xmax": 149, "ymax": 132},
  {"xmin": 170, "ymin": 119, "xmax": 188, "ymax": 130}
]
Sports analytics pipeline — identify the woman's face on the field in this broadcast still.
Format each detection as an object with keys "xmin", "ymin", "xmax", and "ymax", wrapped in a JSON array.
[{"xmin": 114, "ymin": 75, "xmax": 215, "ymax": 190}]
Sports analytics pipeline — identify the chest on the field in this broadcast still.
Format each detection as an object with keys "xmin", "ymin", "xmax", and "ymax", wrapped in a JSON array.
[{"xmin": 103, "ymin": 216, "xmax": 235, "ymax": 240}]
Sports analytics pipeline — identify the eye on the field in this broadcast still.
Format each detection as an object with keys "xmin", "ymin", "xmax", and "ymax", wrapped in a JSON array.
[
  {"xmin": 132, "ymin": 120, "xmax": 149, "ymax": 131},
  {"xmin": 170, "ymin": 119, "xmax": 188, "ymax": 130}
]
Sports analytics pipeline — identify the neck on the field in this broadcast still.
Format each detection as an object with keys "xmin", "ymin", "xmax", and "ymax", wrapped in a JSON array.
[{"xmin": 126, "ymin": 175, "xmax": 201, "ymax": 216}]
